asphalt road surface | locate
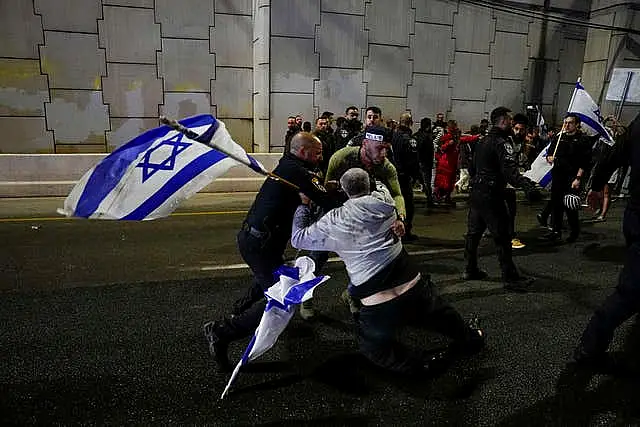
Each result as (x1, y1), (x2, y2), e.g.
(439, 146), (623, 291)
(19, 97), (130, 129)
(1, 194), (639, 426)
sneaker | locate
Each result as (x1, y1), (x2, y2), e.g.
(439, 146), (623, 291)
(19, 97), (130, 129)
(503, 275), (534, 292)
(462, 269), (488, 281)
(203, 320), (232, 372)
(340, 289), (360, 315)
(593, 215), (605, 222)
(511, 238), (526, 249)
(299, 299), (316, 320)
(540, 231), (561, 242)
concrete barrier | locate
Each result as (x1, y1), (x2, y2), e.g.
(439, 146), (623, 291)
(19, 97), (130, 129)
(0, 153), (282, 197)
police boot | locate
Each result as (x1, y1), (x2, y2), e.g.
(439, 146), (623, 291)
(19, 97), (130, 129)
(203, 320), (232, 372)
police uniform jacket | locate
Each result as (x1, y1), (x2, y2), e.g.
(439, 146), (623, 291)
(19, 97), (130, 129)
(243, 152), (337, 251)
(470, 126), (537, 198)
(391, 125), (421, 179)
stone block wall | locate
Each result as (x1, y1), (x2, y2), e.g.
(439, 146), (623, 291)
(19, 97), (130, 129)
(1, 0), (638, 155)
(0, 0), (253, 154)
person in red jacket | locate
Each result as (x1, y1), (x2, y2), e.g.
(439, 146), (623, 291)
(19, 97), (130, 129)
(434, 120), (479, 204)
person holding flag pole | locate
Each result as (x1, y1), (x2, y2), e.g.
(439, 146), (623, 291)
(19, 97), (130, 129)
(203, 131), (340, 372)
(538, 78), (608, 242)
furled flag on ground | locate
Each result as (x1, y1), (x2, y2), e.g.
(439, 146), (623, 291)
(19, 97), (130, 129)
(58, 115), (264, 220)
(220, 257), (330, 400)
(524, 79), (614, 188)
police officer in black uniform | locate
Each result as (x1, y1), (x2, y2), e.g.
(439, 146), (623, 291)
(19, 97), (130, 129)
(463, 107), (541, 292)
(541, 113), (593, 243)
(574, 112), (640, 368)
(392, 113), (421, 241)
(203, 132), (338, 371)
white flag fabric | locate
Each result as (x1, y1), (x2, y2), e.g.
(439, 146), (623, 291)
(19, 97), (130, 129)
(58, 115), (264, 220)
(524, 143), (552, 189)
(568, 81), (615, 145)
(220, 257), (330, 399)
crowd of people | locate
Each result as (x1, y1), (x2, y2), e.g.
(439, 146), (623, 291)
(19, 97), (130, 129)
(202, 103), (640, 382)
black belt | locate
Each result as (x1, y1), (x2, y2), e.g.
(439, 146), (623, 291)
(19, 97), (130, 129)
(242, 222), (268, 239)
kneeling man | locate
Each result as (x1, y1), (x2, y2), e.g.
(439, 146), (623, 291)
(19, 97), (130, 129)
(291, 168), (484, 375)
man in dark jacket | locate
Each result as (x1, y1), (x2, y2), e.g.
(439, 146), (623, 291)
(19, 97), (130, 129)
(541, 113), (593, 243)
(574, 112), (640, 369)
(414, 117), (435, 207)
(203, 132), (338, 371)
(392, 113), (421, 241)
(463, 107), (541, 292)
(284, 116), (300, 153)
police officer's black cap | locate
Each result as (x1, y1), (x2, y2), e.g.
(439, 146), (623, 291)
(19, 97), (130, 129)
(364, 125), (391, 143)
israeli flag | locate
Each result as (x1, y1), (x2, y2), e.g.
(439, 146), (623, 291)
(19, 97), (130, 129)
(220, 256), (330, 399)
(569, 81), (615, 145)
(523, 143), (552, 189)
(58, 115), (264, 220)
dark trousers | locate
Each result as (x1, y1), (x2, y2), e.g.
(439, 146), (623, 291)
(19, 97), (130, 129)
(419, 161), (433, 204)
(219, 229), (285, 341)
(505, 187), (517, 238)
(577, 208), (640, 355)
(398, 174), (415, 235)
(357, 276), (470, 373)
(550, 172), (579, 237)
(464, 189), (519, 279)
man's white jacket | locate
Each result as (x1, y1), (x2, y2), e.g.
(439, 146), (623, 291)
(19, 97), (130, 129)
(291, 189), (402, 286)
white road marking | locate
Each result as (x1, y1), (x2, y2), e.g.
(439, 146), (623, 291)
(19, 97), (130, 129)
(181, 247), (464, 272)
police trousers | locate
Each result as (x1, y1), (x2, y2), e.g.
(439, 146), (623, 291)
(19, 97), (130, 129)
(577, 208), (640, 355)
(357, 276), (470, 373)
(218, 227), (285, 342)
(464, 189), (519, 279)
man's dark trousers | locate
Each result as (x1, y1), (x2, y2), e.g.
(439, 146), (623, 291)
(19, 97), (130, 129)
(357, 276), (470, 373)
(550, 169), (579, 237)
(398, 174), (415, 234)
(577, 208), (640, 355)
(464, 185), (519, 279)
(221, 229), (284, 341)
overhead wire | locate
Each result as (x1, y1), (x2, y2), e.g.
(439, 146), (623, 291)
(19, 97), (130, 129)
(458, 0), (640, 35)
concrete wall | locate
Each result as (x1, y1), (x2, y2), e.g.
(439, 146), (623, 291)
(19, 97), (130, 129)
(0, 0), (253, 154)
(1, 0), (638, 161)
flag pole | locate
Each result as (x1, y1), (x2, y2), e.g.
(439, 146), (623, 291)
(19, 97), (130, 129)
(159, 116), (300, 191)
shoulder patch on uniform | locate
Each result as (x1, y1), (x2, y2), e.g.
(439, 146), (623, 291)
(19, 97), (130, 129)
(311, 176), (327, 192)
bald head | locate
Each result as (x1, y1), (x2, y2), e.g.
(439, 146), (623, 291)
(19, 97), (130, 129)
(290, 132), (323, 165)
(399, 112), (412, 127)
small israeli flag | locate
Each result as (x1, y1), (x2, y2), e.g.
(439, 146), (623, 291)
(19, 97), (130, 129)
(220, 256), (330, 399)
(58, 115), (263, 220)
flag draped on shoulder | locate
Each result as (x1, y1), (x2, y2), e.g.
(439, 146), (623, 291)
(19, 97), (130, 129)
(568, 81), (615, 145)
(58, 115), (264, 220)
(220, 256), (330, 399)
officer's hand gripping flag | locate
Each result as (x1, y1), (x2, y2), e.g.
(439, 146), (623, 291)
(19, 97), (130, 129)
(58, 115), (267, 220)
(220, 256), (330, 400)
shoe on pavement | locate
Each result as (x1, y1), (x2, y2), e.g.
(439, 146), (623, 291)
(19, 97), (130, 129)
(540, 231), (561, 242)
(593, 215), (605, 222)
(203, 320), (232, 372)
(462, 270), (488, 281)
(503, 275), (534, 292)
(299, 299), (316, 320)
(451, 317), (486, 357)
(511, 238), (526, 249)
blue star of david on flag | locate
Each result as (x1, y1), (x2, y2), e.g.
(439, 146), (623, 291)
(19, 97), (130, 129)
(136, 133), (191, 182)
